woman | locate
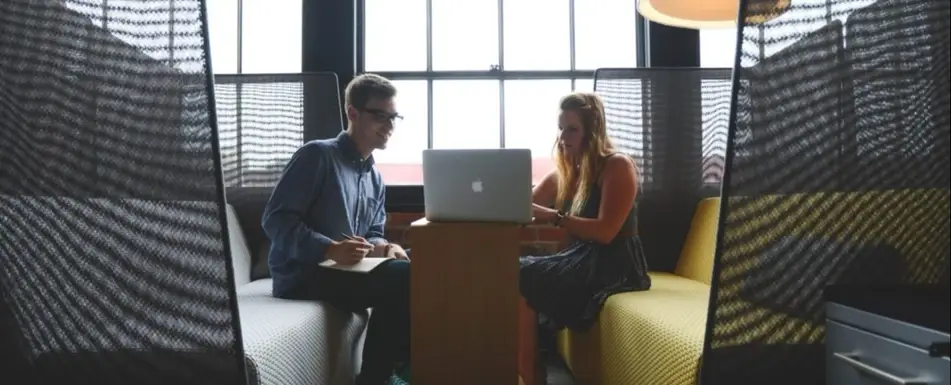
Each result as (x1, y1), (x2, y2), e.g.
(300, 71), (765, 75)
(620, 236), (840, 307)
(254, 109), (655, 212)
(520, 92), (652, 334)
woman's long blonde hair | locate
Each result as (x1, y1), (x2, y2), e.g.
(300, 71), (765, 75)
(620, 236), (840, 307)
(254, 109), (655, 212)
(554, 92), (616, 215)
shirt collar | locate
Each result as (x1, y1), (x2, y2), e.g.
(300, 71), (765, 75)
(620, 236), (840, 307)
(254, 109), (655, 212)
(336, 131), (375, 170)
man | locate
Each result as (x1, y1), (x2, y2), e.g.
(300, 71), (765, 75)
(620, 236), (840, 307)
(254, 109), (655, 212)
(262, 73), (410, 385)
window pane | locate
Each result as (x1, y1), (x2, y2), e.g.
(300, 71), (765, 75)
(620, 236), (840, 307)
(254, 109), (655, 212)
(241, 0), (302, 73)
(365, 0), (427, 71)
(375, 80), (429, 185)
(700, 28), (737, 68)
(432, 80), (500, 149)
(432, 0), (498, 70)
(503, 0), (570, 70)
(574, 0), (637, 70)
(575, 78), (594, 92)
(206, 0), (239, 74)
(503, 80), (571, 183)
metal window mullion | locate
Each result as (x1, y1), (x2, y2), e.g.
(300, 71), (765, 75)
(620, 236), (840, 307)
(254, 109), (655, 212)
(356, 0), (366, 72)
(376, 70), (594, 80)
(427, 79), (434, 149)
(237, 0), (243, 73)
(568, 0), (576, 71)
(498, 0), (505, 147)
(499, 80), (506, 147)
(569, 0), (578, 89)
(426, 0), (433, 148)
(635, 12), (646, 67)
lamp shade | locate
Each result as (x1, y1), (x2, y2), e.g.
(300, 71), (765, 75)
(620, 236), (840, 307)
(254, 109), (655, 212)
(637, 0), (790, 29)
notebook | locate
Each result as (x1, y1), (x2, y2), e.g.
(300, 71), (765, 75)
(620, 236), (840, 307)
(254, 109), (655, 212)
(319, 257), (389, 273)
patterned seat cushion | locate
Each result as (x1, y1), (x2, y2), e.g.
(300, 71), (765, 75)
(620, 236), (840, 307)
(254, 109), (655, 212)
(236, 280), (368, 385)
(559, 273), (710, 385)
(599, 273), (710, 385)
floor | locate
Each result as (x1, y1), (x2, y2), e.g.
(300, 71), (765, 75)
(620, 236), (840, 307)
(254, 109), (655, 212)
(543, 350), (576, 385)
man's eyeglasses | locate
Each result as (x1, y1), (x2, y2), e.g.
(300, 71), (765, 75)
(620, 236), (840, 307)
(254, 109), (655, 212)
(361, 108), (404, 124)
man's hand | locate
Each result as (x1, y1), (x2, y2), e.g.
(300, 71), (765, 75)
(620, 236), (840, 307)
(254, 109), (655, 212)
(326, 238), (372, 265)
(386, 244), (409, 261)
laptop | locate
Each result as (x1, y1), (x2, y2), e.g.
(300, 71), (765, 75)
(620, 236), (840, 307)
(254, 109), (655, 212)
(422, 149), (533, 224)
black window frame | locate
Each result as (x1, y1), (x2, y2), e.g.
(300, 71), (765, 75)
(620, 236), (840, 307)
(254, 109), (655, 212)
(301, 0), (701, 211)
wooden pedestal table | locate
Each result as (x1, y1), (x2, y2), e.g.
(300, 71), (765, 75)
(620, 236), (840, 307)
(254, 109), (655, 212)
(409, 218), (542, 385)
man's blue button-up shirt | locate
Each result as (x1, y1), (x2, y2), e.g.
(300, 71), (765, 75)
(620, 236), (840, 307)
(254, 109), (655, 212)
(262, 132), (387, 297)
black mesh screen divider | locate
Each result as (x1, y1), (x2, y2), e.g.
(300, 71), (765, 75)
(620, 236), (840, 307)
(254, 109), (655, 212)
(0, 1), (246, 384)
(701, 0), (951, 384)
(214, 73), (343, 188)
(594, 68), (732, 272)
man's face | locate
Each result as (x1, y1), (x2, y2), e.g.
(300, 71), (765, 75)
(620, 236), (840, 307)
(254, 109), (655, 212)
(349, 97), (399, 151)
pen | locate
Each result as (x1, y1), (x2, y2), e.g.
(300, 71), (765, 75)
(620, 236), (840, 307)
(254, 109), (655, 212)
(340, 233), (371, 245)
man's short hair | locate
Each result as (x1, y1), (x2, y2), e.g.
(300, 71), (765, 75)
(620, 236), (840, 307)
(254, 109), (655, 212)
(345, 73), (397, 110)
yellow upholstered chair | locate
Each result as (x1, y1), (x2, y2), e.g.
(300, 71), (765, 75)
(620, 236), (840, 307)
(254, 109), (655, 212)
(558, 197), (721, 385)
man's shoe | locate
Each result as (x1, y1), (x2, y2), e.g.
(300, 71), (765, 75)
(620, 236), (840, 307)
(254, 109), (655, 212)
(388, 373), (409, 385)
(392, 362), (410, 384)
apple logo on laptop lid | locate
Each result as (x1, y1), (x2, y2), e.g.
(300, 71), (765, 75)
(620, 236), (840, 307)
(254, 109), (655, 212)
(471, 178), (483, 193)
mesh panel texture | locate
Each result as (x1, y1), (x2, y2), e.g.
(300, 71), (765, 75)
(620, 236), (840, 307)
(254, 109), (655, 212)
(214, 73), (343, 188)
(594, 68), (733, 271)
(0, 1), (246, 384)
(701, 0), (951, 384)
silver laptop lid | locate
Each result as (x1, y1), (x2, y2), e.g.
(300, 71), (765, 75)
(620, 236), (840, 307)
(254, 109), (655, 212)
(422, 149), (533, 224)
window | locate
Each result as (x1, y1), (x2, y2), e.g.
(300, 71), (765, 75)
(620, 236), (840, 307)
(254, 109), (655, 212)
(504, 79), (572, 166)
(364, 0), (426, 71)
(206, 0), (302, 74)
(575, 78), (595, 92)
(432, 80), (501, 149)
(503, 0), (570, 70)
(372, 80), (429, 184)
(240, 0), (302, 74)
(700, 0), (876, 69)
(700, 28), (738, 68)
(207, 0), (239, 74)
(363, 0), (641, 185)
(205, 0), (303, 186)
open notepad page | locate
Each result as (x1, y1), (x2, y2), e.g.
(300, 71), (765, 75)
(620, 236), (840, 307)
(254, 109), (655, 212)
(318, 257), (389, 273)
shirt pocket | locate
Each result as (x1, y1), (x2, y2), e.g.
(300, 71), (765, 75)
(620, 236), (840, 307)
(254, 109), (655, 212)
(359, 196), (382, 234)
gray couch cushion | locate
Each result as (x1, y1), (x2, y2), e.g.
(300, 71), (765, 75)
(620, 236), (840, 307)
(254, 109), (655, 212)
(236, 280), (368, 385)
(226, 204), (253, 288)
(224, 188), (274, 280)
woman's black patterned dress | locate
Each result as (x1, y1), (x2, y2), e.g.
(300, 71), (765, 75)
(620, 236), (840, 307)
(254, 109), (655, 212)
(519, 178), (651, 332)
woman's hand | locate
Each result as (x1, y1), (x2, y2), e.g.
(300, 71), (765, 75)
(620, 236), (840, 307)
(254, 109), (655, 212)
(532, 204), (558, 224)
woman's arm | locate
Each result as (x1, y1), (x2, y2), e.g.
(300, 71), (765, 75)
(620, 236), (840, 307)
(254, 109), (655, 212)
(549, 155), (638, 244)
(532, 169), (559, 208)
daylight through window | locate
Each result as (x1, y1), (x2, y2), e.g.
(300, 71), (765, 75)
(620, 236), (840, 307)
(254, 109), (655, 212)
(363, 0), (640, 184)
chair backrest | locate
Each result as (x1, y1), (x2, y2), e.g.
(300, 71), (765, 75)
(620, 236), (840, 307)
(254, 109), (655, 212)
(593, 68), (732, 272)
(701, 0), (950, 384)
(674, 198), (720, 285)
(0, 1), (247, 384)
(214, 73), (343, 188)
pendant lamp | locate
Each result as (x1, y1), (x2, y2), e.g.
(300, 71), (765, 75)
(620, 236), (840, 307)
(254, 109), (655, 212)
(637, 0), (790, 29)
